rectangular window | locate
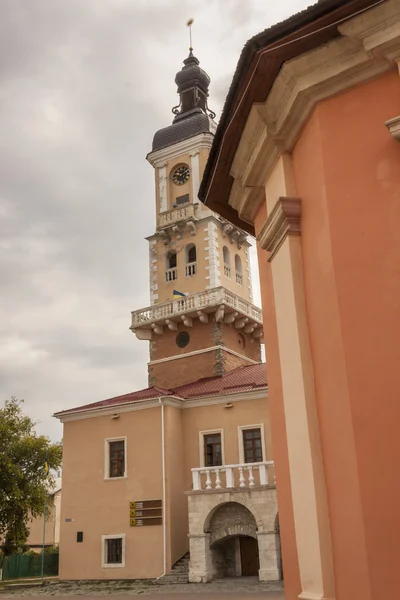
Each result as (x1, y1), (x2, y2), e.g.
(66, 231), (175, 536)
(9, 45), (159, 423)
(102, 534), (125, 568)
(106, 538), (122, 564)
(175, 194), (189, 206)
(204, 433), (222, 467)
(243, 428), (263, 463)
(107, 439), (126, 478)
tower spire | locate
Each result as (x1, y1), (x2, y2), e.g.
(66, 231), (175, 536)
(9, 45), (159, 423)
(186, 18), (194, 53)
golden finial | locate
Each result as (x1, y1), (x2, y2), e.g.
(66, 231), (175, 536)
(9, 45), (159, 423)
(186, 18), (194, 52)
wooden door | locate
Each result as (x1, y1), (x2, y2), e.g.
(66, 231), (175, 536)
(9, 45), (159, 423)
(240, 537), (259, 576)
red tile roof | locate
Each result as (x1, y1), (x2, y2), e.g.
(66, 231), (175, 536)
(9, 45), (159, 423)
(175, 363), (267, 398)
(55, 363), (267, 416)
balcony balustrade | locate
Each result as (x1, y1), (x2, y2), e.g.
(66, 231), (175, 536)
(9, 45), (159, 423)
(185, 263), (197, 277)
(236, 272), (243, 285)
(165, 267), (178, 282)
(158, 204), (196, 229)
(224, 264), (231, 278)
(191, 461), (274, 491)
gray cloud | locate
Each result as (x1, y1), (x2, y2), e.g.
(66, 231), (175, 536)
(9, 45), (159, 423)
(1, 0), (311, 440)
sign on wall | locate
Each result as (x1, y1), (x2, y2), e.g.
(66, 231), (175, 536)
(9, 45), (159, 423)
(129, 500), (162, 527)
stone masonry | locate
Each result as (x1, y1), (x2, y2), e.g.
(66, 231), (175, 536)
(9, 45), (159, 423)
(187, 487), (280, 583)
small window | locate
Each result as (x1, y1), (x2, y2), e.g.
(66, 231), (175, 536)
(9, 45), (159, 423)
(204, 433), (222, 467)
(223, 246), (231, 278)
(102, 534), (125, 568)
(107, 439), (126, 478)
(187, 245), (196, 263)
(176, 331), (190, 348)
(175, 194), (189, 206)
(167, 251), (177, 269)
(106, 538), (122, 563)
(185, 244), (197, 277)
(243, 428), (262, 463)
(235, 255), (243, 285)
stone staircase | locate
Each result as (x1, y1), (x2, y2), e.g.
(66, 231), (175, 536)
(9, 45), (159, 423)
(155, 552), (190, 584)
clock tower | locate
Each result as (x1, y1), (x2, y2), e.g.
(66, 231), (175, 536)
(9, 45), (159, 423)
(130, 50), (264, 389)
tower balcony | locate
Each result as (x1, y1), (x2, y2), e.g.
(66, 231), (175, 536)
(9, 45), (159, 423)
(157, 204), (197, 230)
(130, 286), (263, 340)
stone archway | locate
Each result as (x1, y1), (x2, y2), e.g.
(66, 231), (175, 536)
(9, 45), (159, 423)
(188, 493), (280, 583)
(208, 503), (259, 578)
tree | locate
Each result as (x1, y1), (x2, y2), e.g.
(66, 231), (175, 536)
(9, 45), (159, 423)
(0, 397), (62, 556)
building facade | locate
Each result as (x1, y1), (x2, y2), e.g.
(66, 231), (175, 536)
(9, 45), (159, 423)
(55, 50), (280, 583)
(199, 1), (400, 599)
(27, 477), (62, 551)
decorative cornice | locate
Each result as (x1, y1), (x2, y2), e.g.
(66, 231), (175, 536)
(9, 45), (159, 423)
(227, 1), (400, 227)
(54, 387), (268, 423)
(385, 115), (400, 142)
(148, 345), (259, 366)
(147, 133), (214, 168)
(257, 197), (301, 261)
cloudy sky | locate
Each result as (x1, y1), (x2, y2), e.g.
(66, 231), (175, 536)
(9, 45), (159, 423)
(1, 0), (311, 442)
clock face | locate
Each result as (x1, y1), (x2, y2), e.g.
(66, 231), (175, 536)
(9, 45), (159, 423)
(172, 165), (190, 186)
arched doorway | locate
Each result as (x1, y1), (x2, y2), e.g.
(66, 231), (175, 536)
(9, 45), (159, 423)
(207, 502), (259, 578)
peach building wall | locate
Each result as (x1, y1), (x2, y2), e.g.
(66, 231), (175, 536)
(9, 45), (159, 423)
(59, 395), (270, 580)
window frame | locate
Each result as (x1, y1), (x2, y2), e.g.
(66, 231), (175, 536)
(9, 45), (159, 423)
(238, 424), (266, 464)
(199, 429), (225, 467)
(101, 534), (126, 568)
(104, 437), (127, 480)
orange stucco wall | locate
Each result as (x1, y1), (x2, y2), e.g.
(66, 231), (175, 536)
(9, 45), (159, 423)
(254, 202), (301, 600)
(292, 69), (400, 600)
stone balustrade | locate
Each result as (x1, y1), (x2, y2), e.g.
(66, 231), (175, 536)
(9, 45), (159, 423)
(131, 286), (263, 329)
(157, 204), (196, 228)
(191, 461), (275, 491)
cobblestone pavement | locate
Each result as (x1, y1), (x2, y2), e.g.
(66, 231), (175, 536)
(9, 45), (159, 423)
(1, 578), (284, 597)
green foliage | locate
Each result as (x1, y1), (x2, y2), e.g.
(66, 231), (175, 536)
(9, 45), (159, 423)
(43, 545), (59, 554)
(0, 397), (62, 556)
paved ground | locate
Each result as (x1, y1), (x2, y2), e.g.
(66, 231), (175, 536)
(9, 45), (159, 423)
(1, 578), (284, 598)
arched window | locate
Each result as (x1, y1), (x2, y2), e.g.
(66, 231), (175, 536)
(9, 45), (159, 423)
(223, 246), (231, 278)
(185, 244), (197, 277)
(165, 251), (177, 282)
(235, 254), (243, 285)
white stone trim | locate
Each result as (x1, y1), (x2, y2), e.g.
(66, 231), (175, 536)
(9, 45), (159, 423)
(199, 428), (225, 467)
(54, 389), (267, 422)
(190, 151), (200, 201)
(104, 436), (127, 480)
(205, 221), (221, 288)
(101, 533), (126, 568)
(238, 423), (266, 464)
(148, 344), (258, 366)
(229, 0), (400, 222)
(147, 133), (214, 167)
(149, 240), (158, 305)
(158, 165), (167, 213)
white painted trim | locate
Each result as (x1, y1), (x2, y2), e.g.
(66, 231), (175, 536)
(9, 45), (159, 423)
(238, 423), (266, 464)
(54, 388), (267, 422)
(159, 400), (167, 578)
(147, 133), (214, 167)
(158, 165), (167, 213)
(101, 534), (126, 568)
(199, 428), (225, 467)
(190, 151), (200, 201)
(104, 436), (127, 480)
(148, 345), (258, 366)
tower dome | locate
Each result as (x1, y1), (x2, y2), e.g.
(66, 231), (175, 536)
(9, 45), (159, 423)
(151, 51), (216, 153)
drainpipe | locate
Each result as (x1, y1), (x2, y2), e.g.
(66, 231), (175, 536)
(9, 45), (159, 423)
(156, 398), (167, 580)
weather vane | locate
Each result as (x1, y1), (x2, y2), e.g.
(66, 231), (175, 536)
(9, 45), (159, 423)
(186, 18), (194, 52)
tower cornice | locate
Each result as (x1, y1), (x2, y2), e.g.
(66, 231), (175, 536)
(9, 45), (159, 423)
(147, 131), (215, 168)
